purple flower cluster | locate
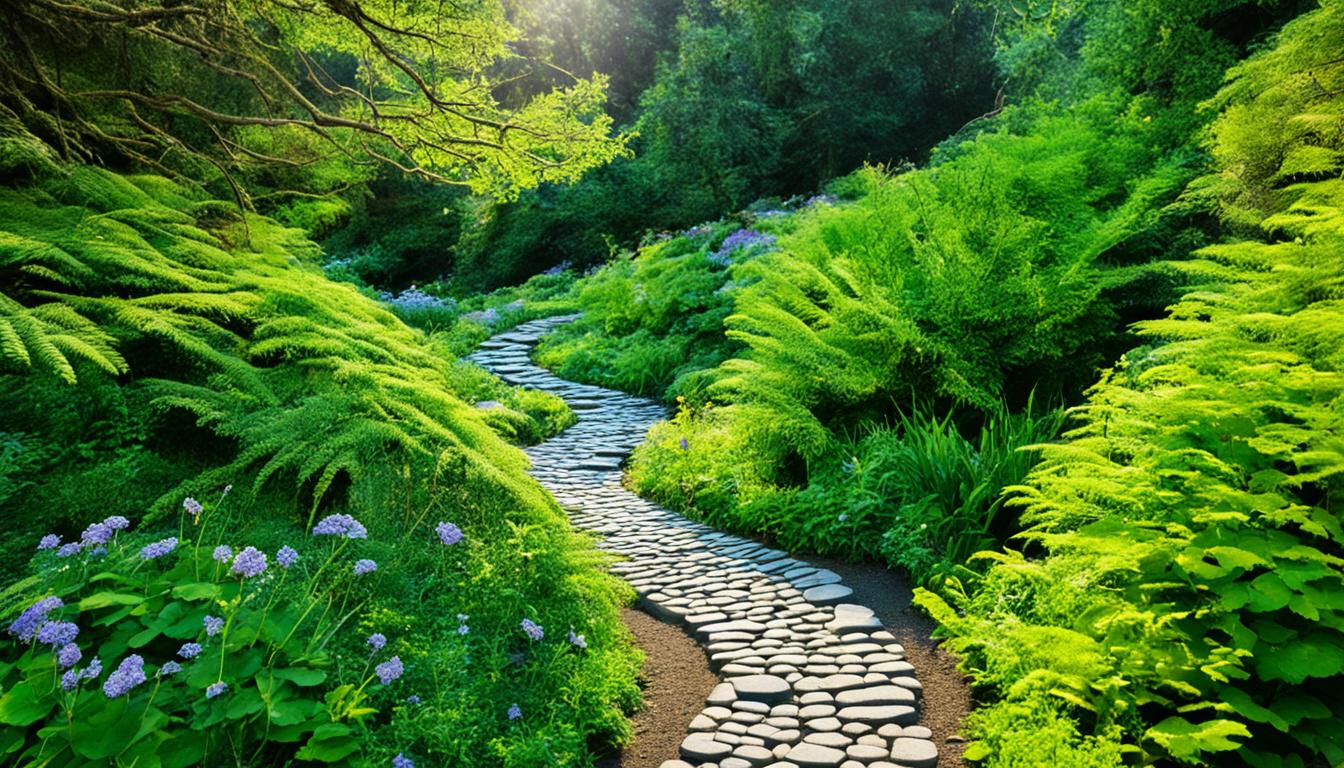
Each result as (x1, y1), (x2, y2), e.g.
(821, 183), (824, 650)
(37, 621), (78, 647)
(567, 628), (587, 650)
(368, 633), (387, 651)
(230, 546), (267, 578)
(139, 537), (178, 560)
(7, 596), (63, 643)
(183, 497), (204, 517)
(56, 543), (81, 558)
(435, 521), (464, 546)
(103, 655), (146, 698)
(37, 534), (61, 551)
(456, 614), (470, 635)
(507, 703), (522, 720)
(379, 285), (456, 312)
(204, 615), (224, 637)
(159, 661), (182, 677)
(81, 522), (113, 547)
(58, 643), (82, 669)
(521, 619), (544, 641)
(713, 228), (776, 264)
(375, 656), (404, 685)
(276, 545), (299, 568)
(61, 656), (101, 692)
(353, 559), (377, 576)
(212, 545), (233, 563)
(393, 754), (415, 768)
(206, 681), (228, 699)
(312, 514), (368, 539)
(179, 642), (202, 659)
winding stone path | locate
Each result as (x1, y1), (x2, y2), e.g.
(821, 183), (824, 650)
(469, 316), (939, 768)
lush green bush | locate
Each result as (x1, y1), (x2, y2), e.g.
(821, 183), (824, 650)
(917, 5), (1344, 765)
(0, 153), (640, 765)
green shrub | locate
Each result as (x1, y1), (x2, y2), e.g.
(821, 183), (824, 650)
(917, 5), (1344, 765)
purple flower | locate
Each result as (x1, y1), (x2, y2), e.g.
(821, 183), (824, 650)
(368, 633), (387, 650)
(312, 514), (368, 539)
(507, 703), (522, 720)
(139, 537), (178, 560)
(37, 534), (61, 551)
(204, 615), (223, 637)
(60, 669), (81, 691)
(82, 657), (102, 680)
(179, 642), (202, 659)
(81, 522), (113, 547)
(212, 545), (233, 563)
(406, 695), (421, 705)
(56, 542), (81, 558)
(102, 655), (146, 698)
(375, 656), (403, 685)
(7, 596), (62, 642)
(435, 521), (464, 546)
(183, 497), (203, 517)
(456, 614), (469, 635)
(159, 661), (182, 677)
(37, 621), (78, 647)
(206, 681), (228, 699)
(276, 546), (299, 568)
(57, 643), (81, 669)
(521, 619), (543, 641)
(230, 546), (267, 578)
(679, 436), (689, 451)
(102, 515), (130, 531)
(393, 754), (415, 768)
(567, 628), (587, 649)
(353, 559), (377, 576)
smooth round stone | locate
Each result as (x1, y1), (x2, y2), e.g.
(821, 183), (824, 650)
(846, 744), (888, 761)
(804, 732), (852, 748)
(722, 759), (754, 768)
(659, 762), (694, 768)
(733, 674), (793, 704)
(767, 728), (800, 746)
(799, 704), (836, 719)
(806, 716), (842, 732)
(903, 726), (932, 739)
(888, 738), (938, 767)
(733, 744), (776, 766)
(786, 743), (848, 767)
(836, 686), (917, 706)
(803, 584), (853, 604)
(709, 682), (739, 706)
(680, 735), (733, 761)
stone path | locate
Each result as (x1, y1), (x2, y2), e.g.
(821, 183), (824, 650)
(468, 316), (939, 768)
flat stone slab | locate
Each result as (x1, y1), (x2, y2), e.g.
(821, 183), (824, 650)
(786, 742), (848, 766)
(889, 737), (938, 767)
(732, 675), (792, 704)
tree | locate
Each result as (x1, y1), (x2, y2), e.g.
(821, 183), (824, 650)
(0, 0), (630, 204)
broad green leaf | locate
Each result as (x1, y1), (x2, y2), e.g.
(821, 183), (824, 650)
(0, 683), (52, 727)
(1147, 717), (1250, 760)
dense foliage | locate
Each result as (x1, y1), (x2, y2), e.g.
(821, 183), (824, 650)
(0, 143), (638, 764)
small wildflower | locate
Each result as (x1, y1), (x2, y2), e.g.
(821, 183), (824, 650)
(353, 559), (377, 576)
(212, 545), (233, 563)
(406, 695), (421, 705)
(276, 545), (299, 568)
(456, 614), (469, 635)
(230, 546), (267, 578)
(102, 655), (146, 698)
(435, 521), (464, 546)
(57, 643), (81, 669)
(159, 661), (182, 676)
(184, 497), (203, 517)
(838, 513), (848, 523)
(679, 437), (689, 450)
(507, 703), (522, 720)
(88, 546), (106, 558)
(521, 619), (543, 641)
(206, 681), (228, 699)
(139, 537), (178, 560)
(204, 615), (224, 636)
(56, 542), (81, 558)
(37, 534), (61, 551)
(60, 669), (81, 691)
(393, 754), (415, 768)
(82, 657), (102, 680)
(567, 628), (587, 649)
(102, 515), (130, 531)
(37, 621), (79, 647)
(178, 642), (202, 659)
(81, 522), (113, 547)
(375, 656), (404, 685)
(368, 633), (387, 651)
(311, 514), (368, 539)
(222, 484), (233, 495)
(7, 596), (62, 642)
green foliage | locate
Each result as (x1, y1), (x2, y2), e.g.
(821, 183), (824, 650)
(0, 155), (640, 765)
(917, 5), (1344, 765)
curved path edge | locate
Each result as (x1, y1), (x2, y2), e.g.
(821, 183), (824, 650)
(469, 315), (940, 768)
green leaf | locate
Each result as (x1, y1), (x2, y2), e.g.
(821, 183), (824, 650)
(1147, 717), (1250, 760)
(1256, 632), (1344, 684)
(962, 741), (992, 762)
(0, 682), (53, 727)
(171, 582), (220, 601)
(77, 591), (145, 611)
(274, 667), (328, 687)
(295, 722), (360, 762)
